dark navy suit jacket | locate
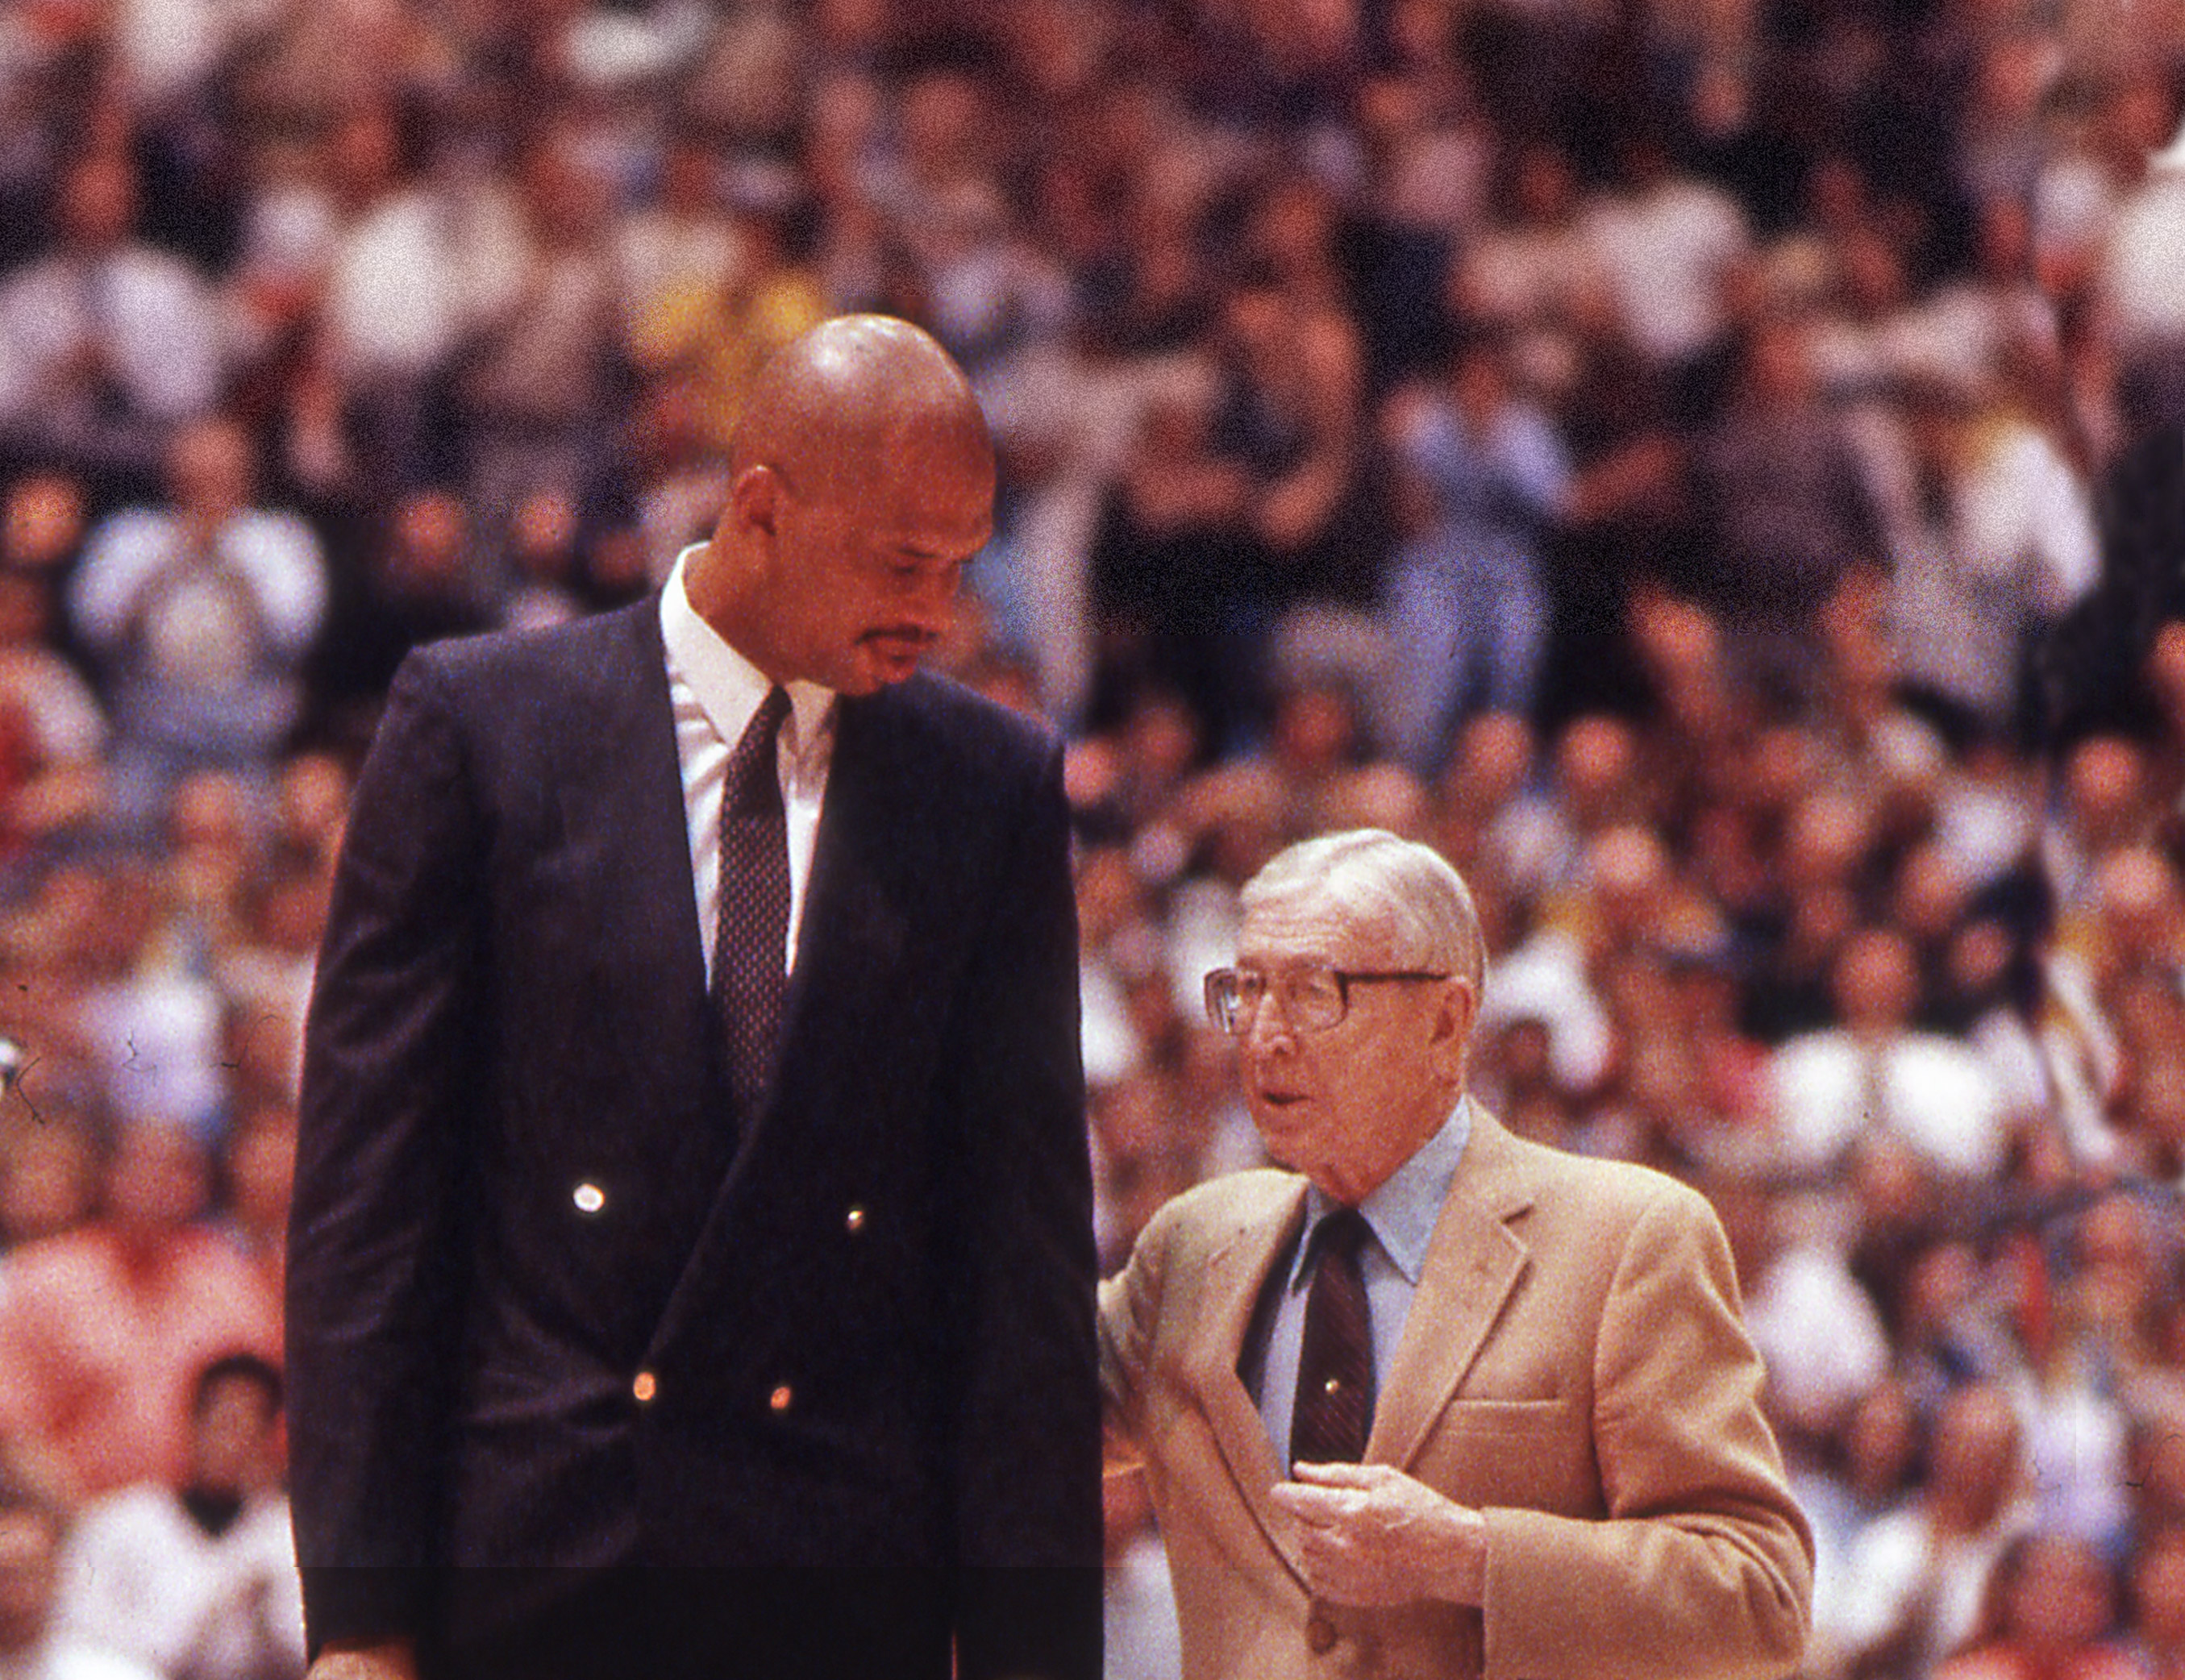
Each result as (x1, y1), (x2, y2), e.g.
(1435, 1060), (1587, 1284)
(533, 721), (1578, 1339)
(287, 598), (1101, 1678)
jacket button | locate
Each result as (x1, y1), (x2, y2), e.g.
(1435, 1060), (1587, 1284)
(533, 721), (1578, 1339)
(1305, 1615), (1338, 1655)
(770, 1384), (793, 1412)
(633, 1371), (657, 1403)
(573, 1182), (606, 1214)
(845, 1205), (866, 1233)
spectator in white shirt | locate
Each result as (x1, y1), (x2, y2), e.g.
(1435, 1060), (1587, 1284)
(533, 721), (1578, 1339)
(1820, 1384), (2033, 1680)
(2100, 115), (2185, 430)
(317, 104), (526, 497)
(56, 1353), (305, 1680)
(0, 1478), (160, 1680)
(1886, 372), (2102, 746)
(0, 151), (227, 491)
(1767, 925), (2012, 1183)
(1582, 126), (1753, 401)
(67, 417), (327, 827)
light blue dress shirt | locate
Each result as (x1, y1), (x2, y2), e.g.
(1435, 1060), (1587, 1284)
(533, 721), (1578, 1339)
(1246, 1099), (1474, 1466)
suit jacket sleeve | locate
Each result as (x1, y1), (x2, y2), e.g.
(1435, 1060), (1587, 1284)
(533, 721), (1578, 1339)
(1096, 1187), (1175, 1474)
(286, 653), (483, 1649)
(936, 736), (1104, 1680)
(1480, 1180), (1813, 1680)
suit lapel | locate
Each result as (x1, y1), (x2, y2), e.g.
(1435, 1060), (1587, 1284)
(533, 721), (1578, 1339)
(1182, 1185), (1311, 1585)
(770, 690), (916, 1112)
(545, 600), (715, 1090)
(1367, 1109), (1535, 1470)
(587, 602), (711, 998)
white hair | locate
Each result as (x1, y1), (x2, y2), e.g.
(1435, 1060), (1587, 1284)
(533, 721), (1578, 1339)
(1240, 829), (1486, 996)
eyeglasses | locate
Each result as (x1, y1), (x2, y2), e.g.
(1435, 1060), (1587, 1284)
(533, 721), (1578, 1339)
(1202, 965), (1450, 1036)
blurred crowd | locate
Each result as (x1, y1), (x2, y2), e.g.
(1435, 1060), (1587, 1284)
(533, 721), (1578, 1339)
(2, 0), (2185, 1676)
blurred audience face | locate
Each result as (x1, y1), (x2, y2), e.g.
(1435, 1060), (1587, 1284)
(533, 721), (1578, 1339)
(1554, 716), (1638, 825)
(2062, 737), (2150, 849)
(56, 152), (136, 252)
(1449, 712), (1534, 809)
(189, 1362), (285, 1495)
(2092, 846), (2182, 961)
(104, 1121), (210, 1247)
(0, 1505), (60, 1652)
(2133, 1525), (2185, 1651)
(2145, 621), (2185, 731)
(0, 574), (47, 649)
(1740, 317), (1818, 410)
(900, 69), (989, 191)
(1929, 1383), (2023, 1532)
(327, 104), (402, 206)
(278, 751), (351, 859)
(1994, 1532), (2115, 1657)
(1843, 1380), (1921, 1504)
(226, 1108), (297, 1241)
(520, 130), (609, 248)
(1783, 790), (1874, 893)
(1271, 680), (1357, 773)
(0, 1112), (99, 1247)
(167, 418), (256, 524)
(510, 488), (581, 584)
(387, 489), (473, 597)
(2, 473), (85, 574)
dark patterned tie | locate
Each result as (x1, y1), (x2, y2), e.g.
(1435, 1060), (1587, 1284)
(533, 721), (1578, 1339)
(1290, 1207), (1374, 1467)
(714, 684), (793, 1130)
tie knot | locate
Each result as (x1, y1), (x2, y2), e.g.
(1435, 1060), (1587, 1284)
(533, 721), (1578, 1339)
(751, 684), (792, 743)
(725, 686), (791, 808)
(1310, 1207), (1372, 1266)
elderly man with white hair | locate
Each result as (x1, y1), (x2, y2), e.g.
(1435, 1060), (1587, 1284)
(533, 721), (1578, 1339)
(1100, 827), (1813, 1680)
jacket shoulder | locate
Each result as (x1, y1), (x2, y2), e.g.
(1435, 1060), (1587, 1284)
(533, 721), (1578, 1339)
(1491, 1119), (1718, 1237)
(847, 671), (1060, 782)
(401, 600), (656, 705)
(1138, 1167), (1301, 1266)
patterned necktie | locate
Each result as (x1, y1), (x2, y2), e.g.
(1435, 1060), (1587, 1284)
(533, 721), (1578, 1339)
(1290, 1207), (1375, 1467)
(714, 684), (793, 1129)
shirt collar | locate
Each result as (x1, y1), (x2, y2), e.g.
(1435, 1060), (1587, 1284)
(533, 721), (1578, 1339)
(661, 543), (834, 755)
(1291, 1096), (1474, 1291)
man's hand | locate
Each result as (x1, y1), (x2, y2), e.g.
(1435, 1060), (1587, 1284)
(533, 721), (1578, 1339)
(307, 1640), (418, 1680)
(1269, 1462), (1487, 1609)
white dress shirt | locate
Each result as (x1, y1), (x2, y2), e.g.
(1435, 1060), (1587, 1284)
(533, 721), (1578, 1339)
(660, 546), (835, 983)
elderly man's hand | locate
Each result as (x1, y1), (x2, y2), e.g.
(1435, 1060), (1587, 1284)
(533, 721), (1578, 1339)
(1269, 1462), (1487, 1608)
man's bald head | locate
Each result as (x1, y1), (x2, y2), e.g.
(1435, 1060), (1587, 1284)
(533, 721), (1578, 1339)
(693, 315), (998, 694)
(730, 315), (995, 508)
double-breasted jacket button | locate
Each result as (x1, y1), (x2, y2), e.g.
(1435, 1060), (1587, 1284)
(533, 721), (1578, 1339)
(769, 1384), (794, 1413)
(844, 1205), (867, 1233)
(632, 1370), (658, 1404)
(1305, 1615), (1338, 1656)
(572, 1182), (606, 1215)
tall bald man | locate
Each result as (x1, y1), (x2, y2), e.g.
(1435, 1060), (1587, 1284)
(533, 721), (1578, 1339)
(288, 318), (1101, 1680)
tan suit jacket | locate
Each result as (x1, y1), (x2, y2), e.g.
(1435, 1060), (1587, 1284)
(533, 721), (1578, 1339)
(1099, 1107), (1813, 1680)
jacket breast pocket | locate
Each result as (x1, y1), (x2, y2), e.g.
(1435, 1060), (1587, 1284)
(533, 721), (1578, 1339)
(1413, 1397), (1600, 1516)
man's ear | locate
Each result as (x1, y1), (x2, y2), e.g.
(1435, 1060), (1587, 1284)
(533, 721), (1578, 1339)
(724, 462), (784, 546)
(1429, 977), (1479, 1084)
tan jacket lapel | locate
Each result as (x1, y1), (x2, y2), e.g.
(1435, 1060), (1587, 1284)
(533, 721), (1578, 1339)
(1180, 1182), (1310, 1583)
(1367, 1108), (1536, 1470)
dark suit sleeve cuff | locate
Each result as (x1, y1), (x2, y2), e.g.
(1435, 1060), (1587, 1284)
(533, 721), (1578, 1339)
(300, 1566), (431, 1658)
(955, 1564), (1104, 1680)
